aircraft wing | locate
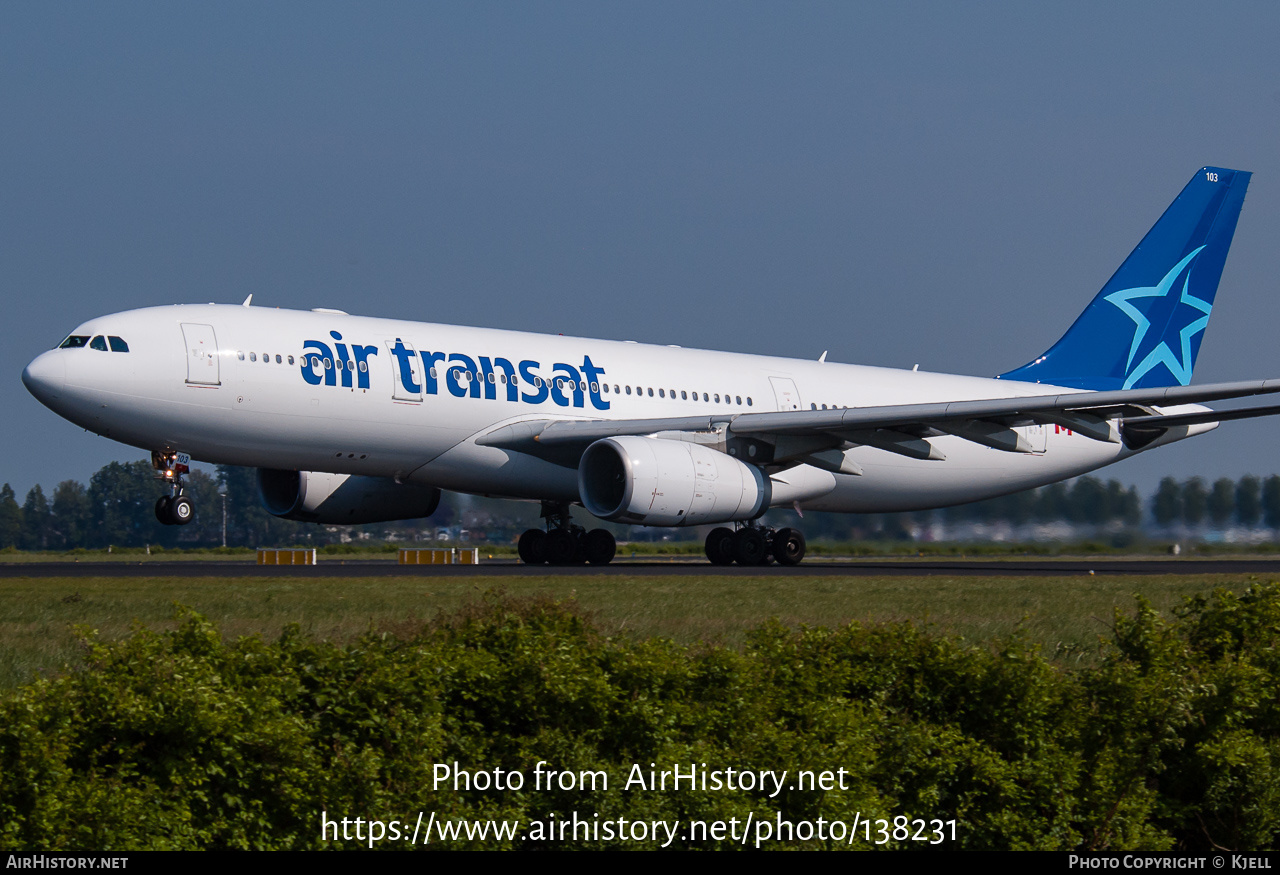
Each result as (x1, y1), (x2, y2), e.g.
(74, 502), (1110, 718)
(475, 378), (1280, 466)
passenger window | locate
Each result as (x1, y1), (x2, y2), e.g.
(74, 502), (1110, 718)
(736, 396), (742, 405)
(747, 397), (752, 406)
(237, 351), (245, 361)
(647, 387), (654, 397)
(714, 394), (720, 403)
(626, 386), (632, 395)
(58, 335), (90, 349)
(250, 352), (257, 362)
(288, 355), (295, 365)
(681, 391), (687, 400)
(703, 393), (709, 402)
(659, 389), (665, 398)
(108, 336), (129, 352)
(276, 354), (282, 364)
(89, 336), (108, 351)
(601, 383), (609, 393)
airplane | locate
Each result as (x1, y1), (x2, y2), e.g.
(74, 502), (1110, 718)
(21, 166), (1280, 566)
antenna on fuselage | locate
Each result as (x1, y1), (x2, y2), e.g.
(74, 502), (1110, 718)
(242, 294), (253, 307)
(818, 351), (827, 362)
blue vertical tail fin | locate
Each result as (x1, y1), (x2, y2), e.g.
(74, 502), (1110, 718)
(998, 166), (1251, 390)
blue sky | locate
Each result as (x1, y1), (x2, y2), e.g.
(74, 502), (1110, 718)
(4, 2), (1280, 497)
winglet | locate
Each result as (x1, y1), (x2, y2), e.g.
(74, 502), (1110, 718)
(998, 167), (1251, 390)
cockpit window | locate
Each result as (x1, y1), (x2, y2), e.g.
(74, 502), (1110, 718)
(108, 336), (129, 352)
(58, 335), (90, 349)
(89, 336), (108, 351)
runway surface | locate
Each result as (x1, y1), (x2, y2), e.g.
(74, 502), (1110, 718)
(5, 557), (1280, 578)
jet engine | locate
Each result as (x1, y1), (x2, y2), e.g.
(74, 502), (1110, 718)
(257, 469), (441, 524)
(578, 435), (770, 526)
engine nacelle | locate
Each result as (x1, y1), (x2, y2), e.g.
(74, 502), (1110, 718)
(578, 436), (770, 526)
(257, 469), (441, 524)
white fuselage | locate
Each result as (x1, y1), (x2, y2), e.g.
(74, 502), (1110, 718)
(22, 304), (1206, 515)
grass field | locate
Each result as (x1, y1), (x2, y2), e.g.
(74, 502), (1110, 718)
(7, 538), (1280, 561)
(2, 571), (1273, 688)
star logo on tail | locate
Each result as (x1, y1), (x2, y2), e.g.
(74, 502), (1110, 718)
(1103, 245), (1210, 389)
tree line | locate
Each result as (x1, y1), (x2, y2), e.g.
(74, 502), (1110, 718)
(1150, 475), (1280, 529)
(938, 474), (1280, 531)
(2, 461), (1280, 550)
(0, 462), (328, 550)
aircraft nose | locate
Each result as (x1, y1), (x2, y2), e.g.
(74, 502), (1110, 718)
(22, 351), (65, 406)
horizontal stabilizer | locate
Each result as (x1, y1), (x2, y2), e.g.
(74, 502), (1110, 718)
(1122, 402), (1280, 430)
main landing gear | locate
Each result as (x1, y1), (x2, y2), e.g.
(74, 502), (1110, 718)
(518, 501), (616, 566)
(152, 450), (195, 526)
(704, 525), (806, 567)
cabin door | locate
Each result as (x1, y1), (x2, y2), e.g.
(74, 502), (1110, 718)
(181, 323), (220, 386)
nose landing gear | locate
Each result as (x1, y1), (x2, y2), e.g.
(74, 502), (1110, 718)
(152, 450), (195, 526)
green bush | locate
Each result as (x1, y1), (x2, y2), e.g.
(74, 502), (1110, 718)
(1, 587), (1277, 850)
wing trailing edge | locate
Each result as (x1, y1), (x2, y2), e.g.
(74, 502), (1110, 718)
(472, 378), (1280, 466)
